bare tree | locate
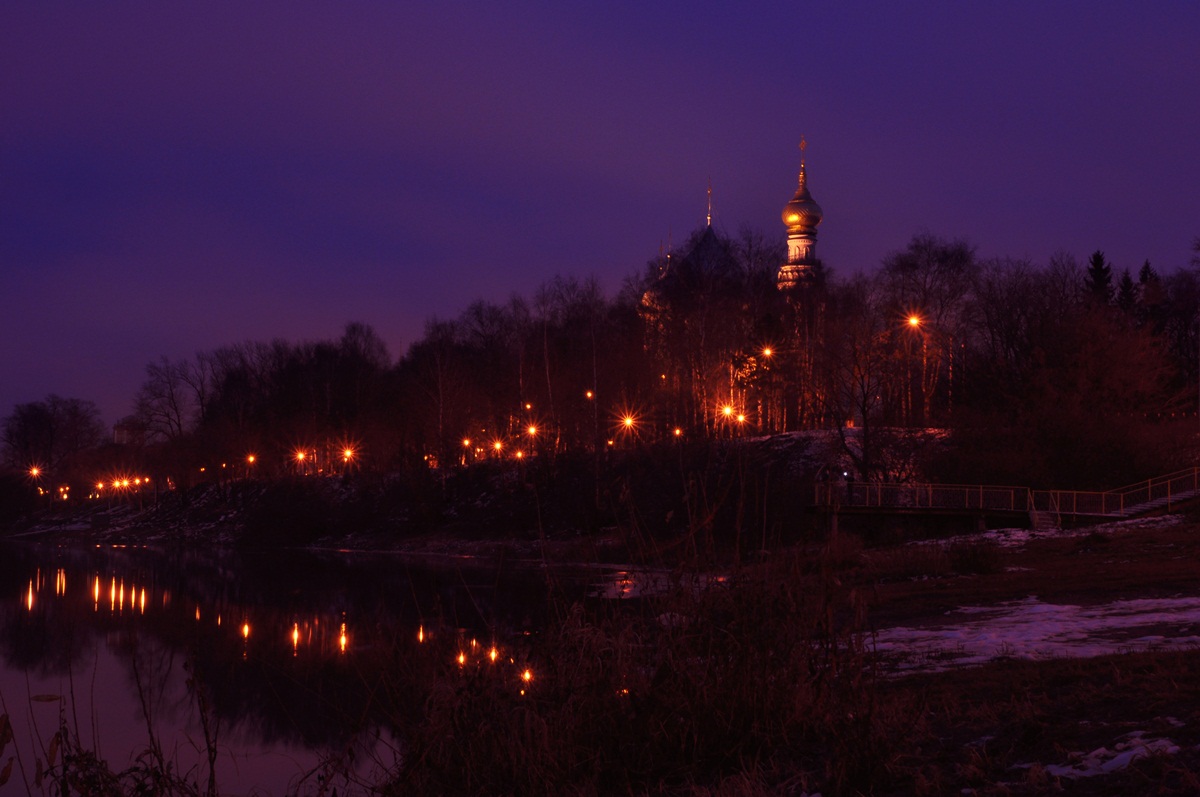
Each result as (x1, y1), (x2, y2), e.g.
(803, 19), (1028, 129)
(879, 234), (978, 424)
(135, 357), (196, 441)
(2, 395), (105, 471)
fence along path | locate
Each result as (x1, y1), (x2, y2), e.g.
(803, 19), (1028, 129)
(814, 467), (1200, 525)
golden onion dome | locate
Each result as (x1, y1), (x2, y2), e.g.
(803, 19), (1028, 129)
(781, 165), (823, 230)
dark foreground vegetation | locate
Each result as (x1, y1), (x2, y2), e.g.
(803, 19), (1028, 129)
(5, 517), (1200, 795)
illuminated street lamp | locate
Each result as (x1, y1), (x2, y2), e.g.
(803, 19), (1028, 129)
(340, 446), (357, 476)
(610, 412), (638, 448)
(904, 312), (954, 422)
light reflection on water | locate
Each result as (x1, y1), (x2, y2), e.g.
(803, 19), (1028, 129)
(0, 542), (645, 795)
(589, 569), (671, 599)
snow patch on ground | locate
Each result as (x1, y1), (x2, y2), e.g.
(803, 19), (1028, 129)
(1017, 730), (1181, 779)
(914, 513), (1187, 549)
(873, 595), (1200, 672)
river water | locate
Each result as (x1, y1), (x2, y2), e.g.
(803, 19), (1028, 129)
(0, 542), (651, 795)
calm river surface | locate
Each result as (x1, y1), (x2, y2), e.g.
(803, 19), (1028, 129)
(0, 542), (655, 795)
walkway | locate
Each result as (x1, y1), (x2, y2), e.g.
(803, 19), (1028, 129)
(814, 467), (1200, 525)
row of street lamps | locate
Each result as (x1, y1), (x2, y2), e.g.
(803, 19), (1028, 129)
(21, 311), (950, 497)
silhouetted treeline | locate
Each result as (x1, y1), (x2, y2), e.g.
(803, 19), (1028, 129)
(5, 229), (1199, 498)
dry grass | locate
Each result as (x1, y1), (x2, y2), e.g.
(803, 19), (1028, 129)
(389, 550), (921, 795)
(896, 650), (1200, 795)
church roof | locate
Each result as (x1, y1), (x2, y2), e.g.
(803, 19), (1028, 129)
(781, 162), (823, 232)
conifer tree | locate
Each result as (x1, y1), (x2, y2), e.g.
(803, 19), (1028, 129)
(1083, 250), (1113, 305)
(1116, 268), (1138, 315)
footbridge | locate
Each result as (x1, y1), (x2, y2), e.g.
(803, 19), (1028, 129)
(813, 467), (1200, 528)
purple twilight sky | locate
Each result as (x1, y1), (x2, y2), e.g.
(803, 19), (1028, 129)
(3, 2), (1198, 427)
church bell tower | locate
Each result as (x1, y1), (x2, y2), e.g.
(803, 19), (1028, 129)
(776, 138), (824, 291)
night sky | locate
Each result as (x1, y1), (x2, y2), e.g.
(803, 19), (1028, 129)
(4, 2), (1198, 426)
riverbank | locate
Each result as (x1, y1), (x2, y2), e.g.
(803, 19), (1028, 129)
(1, 479), (640, 567)
(1, 433), (851, 562)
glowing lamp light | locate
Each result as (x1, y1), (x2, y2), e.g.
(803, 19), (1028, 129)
(522, 669), (533, 683)
(722, 405), (734, 418)
(343, 448), (354, 461)
(457, 652), (467, 666)
(585, 390), (594, 399)
(674, 428), (683, 437)
(527, 425), (537, 436)
(736, 414), (746, 423)
(489, 647), (498, 662)
(515, 450), (524, 459)
(29, 467), (40, 478)
(622, 415), (635, 429)
(247, 455), (256, 464)
(908, 314), (922, 328)
(462, 438), (471, 447)
(762, 347), (773, 357)
(242, 622), (251, 640)
(493, 441), (503, 451)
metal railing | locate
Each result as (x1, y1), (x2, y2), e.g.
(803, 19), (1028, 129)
(816, 467), (1200, 518)
(815, 481), (1031, 512)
